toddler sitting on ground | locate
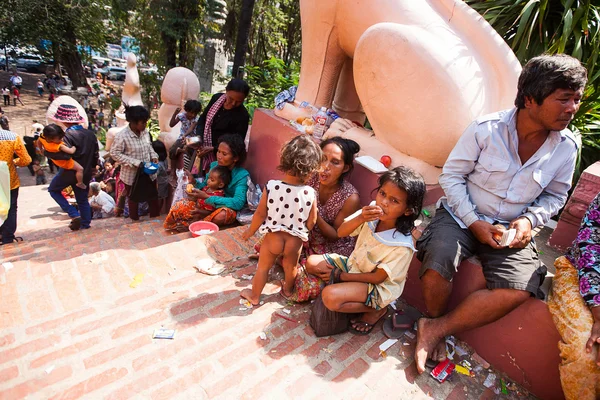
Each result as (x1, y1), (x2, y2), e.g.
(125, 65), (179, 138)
(188, 165), (231, 213)
(38, 124), (86, 189)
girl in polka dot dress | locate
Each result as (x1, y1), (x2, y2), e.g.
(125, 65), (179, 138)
(242, 135), (323, 305)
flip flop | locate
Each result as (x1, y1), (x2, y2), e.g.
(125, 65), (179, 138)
(279, 280), (295, 301)
(349, 309), (387, 335)
(383, 310), (416, 339)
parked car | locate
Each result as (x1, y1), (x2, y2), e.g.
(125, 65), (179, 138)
(106, 66), (126, 81)
(16, 54), (44, 72)
(0, 55), (16, 71)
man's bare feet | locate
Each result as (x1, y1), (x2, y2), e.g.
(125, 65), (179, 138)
(76, 182), (86, 189)
(240, 289), (260, 306)
(432, 339), (447, 362)
(415, 318), (444, 374)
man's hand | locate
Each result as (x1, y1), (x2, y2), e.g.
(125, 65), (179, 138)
(469, 220), (504, 249)
(587, 307), (600, 367)
(508, 217), (533, 248)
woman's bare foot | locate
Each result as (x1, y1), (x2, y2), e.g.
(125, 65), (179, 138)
(415, 318), (444, 374)
(76, 182), (86, 189)
(240, 289), (260, 306)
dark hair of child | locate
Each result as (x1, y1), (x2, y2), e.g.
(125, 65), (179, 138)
(375, 166), (426, 236)
(152, 140), (168, 162)
(211, 165), (232, 187)
(277, 135), (323, 180)
(124, 105), (150, 123)
(319, 136), (360, 181)
(184, 100), (202, 114)
(42, 124), (66, 140)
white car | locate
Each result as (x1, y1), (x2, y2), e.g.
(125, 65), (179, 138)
(106, 66), (126, 81)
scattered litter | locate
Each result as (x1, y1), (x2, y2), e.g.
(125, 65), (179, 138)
(460, 360), (472, 369)
(472, 352), (490, 369)
(404, 331), (415, 339)
(143, 231), (152, 236)
(389, 300), (397, 310)
(153, 328), (176, 339)
(282, 308), (291, 314)
(239, 299), (253, 309)
(323, 348), (332, 353)
(445, 337), (456, 360)
(431, 359), (455, 383)
(271, 350), (277, 353)
(259, 332), (267, 340)
(538, 250), (544, 255)
(239, 307), (248, 311)
(474, 365), (483, 373)
(455, 345), (468, 356)
(195, 259), (224, 275)
(455, 365), (474, 377)
(483, 373), (496, 388)
(240, 274), (253, 280)
(274, 313), (296, 323)
(45, 365), (55, 374)
(259, 301), (264, 305)
(501, 379), (508, 394)
(129, 273), (145, 288)
(402, 342), (410, 346)
(2, 262), (14, 271)
(379, 338), (398, 352)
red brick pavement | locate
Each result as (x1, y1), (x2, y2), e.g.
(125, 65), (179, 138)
(0, 184), (536, 399)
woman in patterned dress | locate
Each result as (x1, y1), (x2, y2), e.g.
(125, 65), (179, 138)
(548, 192), (600, 399)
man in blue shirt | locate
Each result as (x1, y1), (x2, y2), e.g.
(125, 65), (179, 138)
(414, 54), (588, 374)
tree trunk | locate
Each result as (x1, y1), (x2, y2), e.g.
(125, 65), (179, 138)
(179, 36), (188, 68)
(162, 32), (177, 68)
(51, 41), (62, 75)
(61, 47), (86, 89)
(232, 0), (256, 78)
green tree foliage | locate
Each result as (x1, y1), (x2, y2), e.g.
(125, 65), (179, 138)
(466, 0), (600, 180)
(241, 56), (299, 119)
(223, 0), (301, 73)
(0, 0), (111, 88)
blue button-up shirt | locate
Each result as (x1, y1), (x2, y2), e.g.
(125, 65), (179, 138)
(439, 108), (577, 229)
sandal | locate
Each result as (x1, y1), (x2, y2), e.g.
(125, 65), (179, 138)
(349, 309), (387, 335)
(279, 280), (294, 301)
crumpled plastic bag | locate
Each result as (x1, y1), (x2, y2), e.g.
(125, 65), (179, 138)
(246, 177), (261, 211)
(171, 169), (188, 207)
(236, 207), (254, 225)
(0, 162), (10, 223)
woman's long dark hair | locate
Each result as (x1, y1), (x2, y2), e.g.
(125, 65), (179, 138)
(218, 134), (247, 165)
(374, 166), (426, 235)
(320, 137), (360, 182)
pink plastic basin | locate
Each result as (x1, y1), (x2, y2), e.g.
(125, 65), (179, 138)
(189, 221), (219, 237)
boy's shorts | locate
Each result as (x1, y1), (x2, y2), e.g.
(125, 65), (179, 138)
(416, 207), (547, 299)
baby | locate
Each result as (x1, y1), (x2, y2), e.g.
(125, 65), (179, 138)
(38, 124), (86, 189)
(187, 165), (231, 212)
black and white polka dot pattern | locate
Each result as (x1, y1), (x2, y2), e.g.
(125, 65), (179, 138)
(258, 180), (316, 241)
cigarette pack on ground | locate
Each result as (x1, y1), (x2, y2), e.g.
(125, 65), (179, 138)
(153, 328), (176, 339)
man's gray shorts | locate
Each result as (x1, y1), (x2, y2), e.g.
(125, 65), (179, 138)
(416, 207), (547, 299)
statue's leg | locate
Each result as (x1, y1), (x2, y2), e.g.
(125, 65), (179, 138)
(294, 0), (345, 108)
(332, 58), (365, 125)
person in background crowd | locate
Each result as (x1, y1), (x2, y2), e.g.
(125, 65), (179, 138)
(0, 126), (32, 244)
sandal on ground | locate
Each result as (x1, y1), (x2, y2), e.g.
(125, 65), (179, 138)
(349, 309), (387, 336)
(279, 280), (295, 301)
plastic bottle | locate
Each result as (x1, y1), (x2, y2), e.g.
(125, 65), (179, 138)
(313, 107), (328, 141)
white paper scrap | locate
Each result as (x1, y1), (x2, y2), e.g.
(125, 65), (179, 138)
(379, 338), (399, 352)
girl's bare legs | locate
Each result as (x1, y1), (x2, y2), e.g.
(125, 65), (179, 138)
(72, 161), (86, 189)
(322, 282), (387, 333)
(241, 233), (281, 305)
(280, 235), (303, 297)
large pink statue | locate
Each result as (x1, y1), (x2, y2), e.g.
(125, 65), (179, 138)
(276, 0), (521, 183)
(105, 54), (144, 151)
(157, 67), (201, 153)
